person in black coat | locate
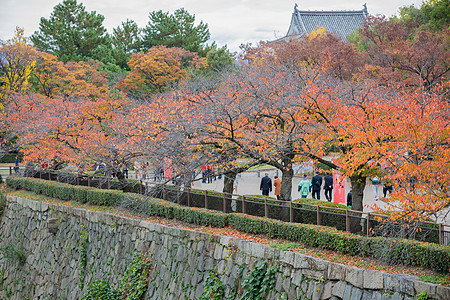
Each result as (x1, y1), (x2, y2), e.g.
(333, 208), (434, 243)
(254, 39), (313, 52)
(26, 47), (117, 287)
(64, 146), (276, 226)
(311, 173), (322, 200)
(347, 188), (352, 208)
(323, 172), (334, 202)
(260, 173), (272, 196)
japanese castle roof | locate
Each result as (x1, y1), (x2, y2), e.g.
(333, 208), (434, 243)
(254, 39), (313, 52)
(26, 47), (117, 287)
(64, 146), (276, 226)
(285, 3), (369, 41)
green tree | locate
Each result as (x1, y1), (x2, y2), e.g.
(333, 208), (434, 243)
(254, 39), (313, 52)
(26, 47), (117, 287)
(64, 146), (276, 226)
(399, 0), (449, 30)
(142, 8), (210, 56)
(31, 0), (111, 63)
(112, 19), (142, 69)
(206, 45), (235, 72)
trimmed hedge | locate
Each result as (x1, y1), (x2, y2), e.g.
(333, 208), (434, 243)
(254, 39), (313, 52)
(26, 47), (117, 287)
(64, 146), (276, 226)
(5, 176), (450, 273)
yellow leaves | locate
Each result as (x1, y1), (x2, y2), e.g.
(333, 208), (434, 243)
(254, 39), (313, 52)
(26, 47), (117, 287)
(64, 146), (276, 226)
(308, 26), (327, 40)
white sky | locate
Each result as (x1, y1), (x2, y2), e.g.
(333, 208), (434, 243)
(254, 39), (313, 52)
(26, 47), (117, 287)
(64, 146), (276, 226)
(0, 0), (424, 53)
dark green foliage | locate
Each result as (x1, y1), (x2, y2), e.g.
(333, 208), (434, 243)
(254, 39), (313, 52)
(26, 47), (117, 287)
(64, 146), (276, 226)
(241, 261), (278, 300)
(31, 0), (111, 63)
(119, 253), (152, 299)
(142, 8), (210, 56)
(79, 225), (88, 289)
(0, 244), (27, 266)
(206, 46), (235, 72)
(399, 0), (449, 30)
(82, 280), (121, 300)
(200, 270), (226, 300)
(0, 153), (22, 163)
(112, 19), (141, 69)
(82, 253), (151, 300)
(0, 189), (5, 217)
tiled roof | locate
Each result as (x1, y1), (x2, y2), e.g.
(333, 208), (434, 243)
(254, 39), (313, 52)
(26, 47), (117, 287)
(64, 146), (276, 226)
(286, 4), (368, 41)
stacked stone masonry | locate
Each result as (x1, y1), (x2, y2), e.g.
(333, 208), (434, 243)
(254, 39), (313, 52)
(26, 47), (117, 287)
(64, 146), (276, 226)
(0, 196), (448, 299)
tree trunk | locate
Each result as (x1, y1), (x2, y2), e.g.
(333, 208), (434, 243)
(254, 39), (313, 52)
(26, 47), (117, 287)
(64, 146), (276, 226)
(114, 168), (128, 191)
(280, 168), (293, 201)
(222, 171), (236, 195)
(349, 173), (367, 233)
(222, 170), (237, 213)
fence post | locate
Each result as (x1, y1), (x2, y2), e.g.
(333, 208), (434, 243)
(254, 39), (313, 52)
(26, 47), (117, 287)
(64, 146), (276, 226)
(177, 186), (180, 204)
(290, 201), (293, 223)
(205, 190), (208, 209)
(223, 193), (227, 213)
(346, 209), (350, 232)
(187, 188), (191, 207)
(264, 198), (268, 218)
(242, 195), (246, 214)
(9, 166), (12, 175)
(76, 177), (79, 186)
(366, 213), (371, 236)
(162, 185), (166, 200)
(439, 223), (444, 245)
(88, 177), (91, 187)
(317, 205), (321, 226)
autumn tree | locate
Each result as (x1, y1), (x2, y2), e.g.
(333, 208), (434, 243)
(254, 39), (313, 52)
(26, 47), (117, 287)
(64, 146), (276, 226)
(142, 8), (211, 56)
(31, 0), (112, 64)
(0, 27), (38, 100)
(29, 52), (109, 99)
(115, 46), (206, 97)
(355, 16), (449, 92)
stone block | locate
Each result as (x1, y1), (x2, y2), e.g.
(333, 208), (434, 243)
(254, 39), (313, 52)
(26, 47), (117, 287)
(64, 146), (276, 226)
(283, 277), (292, 293)
(312, 282), (324, 300)
(328, 262), (346, 281)
(251, 242), (265, 258)
(213, 244), (223, 260)
(361, 290), (372, 300)
(351, 287), (363, 300)
(275, 274), (283, 292)
(384, 273), (416, 296)
(291, 270), (303, 286)
(280, 251), (295, 265)
(346, 266), (364, 289)
(293, 253), (309, 269)
(265, 246), (278, 260)
(303, 268), (327, 281)
(414, 280), (437, 298)
(342, 284), (352, 300)
(219, 235), (232, 245)
(363, 269), (384, 290)
(332, 280), (346, 298)
(436, 285), (450, 300)
(322, 281), (333, 299)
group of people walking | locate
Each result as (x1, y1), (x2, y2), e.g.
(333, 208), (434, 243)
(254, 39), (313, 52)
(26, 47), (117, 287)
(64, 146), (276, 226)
(260, 172), (334, 201)
(298, 172), (334, 201)
(259, 173), (282, 199)
(260, 171), (393, 208)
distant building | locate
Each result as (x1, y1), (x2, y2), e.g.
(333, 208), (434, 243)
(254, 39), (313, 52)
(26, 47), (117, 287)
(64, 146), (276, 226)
(278, 3), (369, 42)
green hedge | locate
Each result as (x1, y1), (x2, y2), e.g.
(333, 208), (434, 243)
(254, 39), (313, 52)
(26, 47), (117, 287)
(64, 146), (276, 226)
(5, 176), (450, 273)
(0, 153), (22, 163)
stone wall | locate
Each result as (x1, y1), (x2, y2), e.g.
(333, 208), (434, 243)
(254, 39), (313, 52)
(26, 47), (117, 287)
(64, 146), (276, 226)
(0, 195), (449, 299)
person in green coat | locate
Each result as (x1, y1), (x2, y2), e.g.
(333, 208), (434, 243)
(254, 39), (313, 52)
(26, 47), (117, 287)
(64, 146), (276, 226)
(298, 174), (312, 198)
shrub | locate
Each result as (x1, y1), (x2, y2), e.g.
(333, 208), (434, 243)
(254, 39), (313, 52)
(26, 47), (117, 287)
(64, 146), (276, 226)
(6, 176), (450, 273)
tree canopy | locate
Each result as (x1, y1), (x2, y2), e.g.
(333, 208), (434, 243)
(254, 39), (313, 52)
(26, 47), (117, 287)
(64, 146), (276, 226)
(31, 0), (111, 64)
(142, 8), (211, 56)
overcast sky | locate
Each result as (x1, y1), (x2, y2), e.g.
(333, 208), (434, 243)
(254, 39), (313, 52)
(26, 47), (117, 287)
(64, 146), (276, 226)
(0, 0), (424, 53)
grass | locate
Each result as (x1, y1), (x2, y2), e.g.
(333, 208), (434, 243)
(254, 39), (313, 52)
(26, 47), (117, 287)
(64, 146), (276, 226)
(2, 185), (450, 286)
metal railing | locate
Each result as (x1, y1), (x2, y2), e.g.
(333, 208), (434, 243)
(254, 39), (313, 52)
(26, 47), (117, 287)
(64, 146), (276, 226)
(8, 168), (450, 246)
